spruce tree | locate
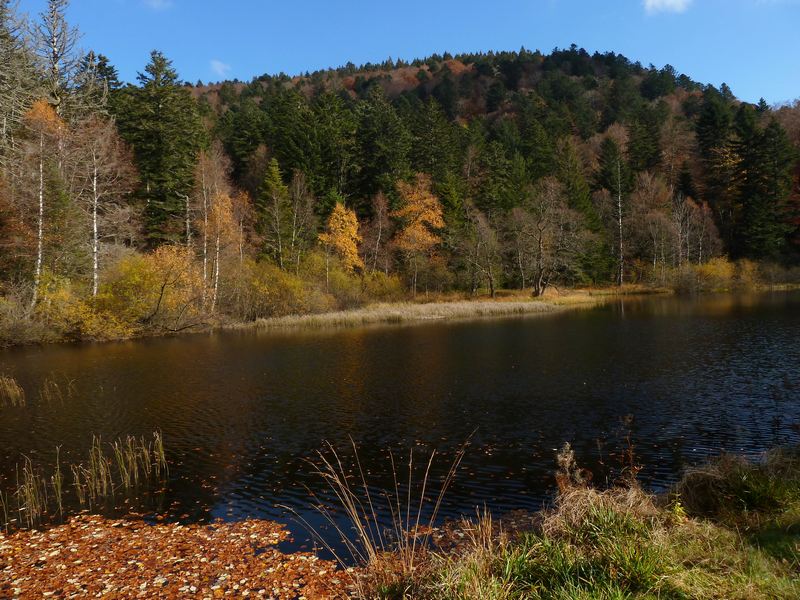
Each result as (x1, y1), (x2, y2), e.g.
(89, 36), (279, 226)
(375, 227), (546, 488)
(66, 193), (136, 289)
(737, 119), (796, 258)
(113, 50), (204, 245)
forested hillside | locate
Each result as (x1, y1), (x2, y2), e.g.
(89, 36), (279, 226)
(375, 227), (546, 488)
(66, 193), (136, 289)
(1, 0), (799, 343)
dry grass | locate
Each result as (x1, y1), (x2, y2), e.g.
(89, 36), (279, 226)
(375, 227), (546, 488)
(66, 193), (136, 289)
(0, 375), (25, 407)
(291, 439), (469, 599)
(1, 432), (168, 530)
(250, 300), (562, 332)
(340, 445), (800, 599)
(674, 448), (800, 525)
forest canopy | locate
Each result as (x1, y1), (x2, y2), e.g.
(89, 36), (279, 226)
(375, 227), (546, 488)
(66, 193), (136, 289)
(1, 0), (799, 343)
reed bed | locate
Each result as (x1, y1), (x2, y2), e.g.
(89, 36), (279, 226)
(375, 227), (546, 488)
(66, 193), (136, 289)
(0, 432), (168, 531)
(0, 374), (25, 407)
(252, 300), (559, 332)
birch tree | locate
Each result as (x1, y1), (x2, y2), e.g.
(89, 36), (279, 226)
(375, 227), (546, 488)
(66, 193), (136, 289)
(194, 142), (232, 290)
(69, 115), (135, 295)
(207, 192), (236, 313)
(20, 100), (63, 308)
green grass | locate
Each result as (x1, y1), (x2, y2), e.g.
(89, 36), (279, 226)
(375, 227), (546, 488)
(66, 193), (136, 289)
(355, 449), (800, 599)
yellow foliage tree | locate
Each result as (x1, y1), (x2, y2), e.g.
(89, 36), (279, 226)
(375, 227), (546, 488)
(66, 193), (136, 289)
(319, 202), (363, 272)
(391, 173), (445, 294)
(97, 246), (205, 332)
(208, 192), (238, 312)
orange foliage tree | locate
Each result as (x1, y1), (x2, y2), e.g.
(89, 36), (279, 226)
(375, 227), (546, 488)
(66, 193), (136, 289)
(319, 202), (363, 273)
(391, 173), (445, 294)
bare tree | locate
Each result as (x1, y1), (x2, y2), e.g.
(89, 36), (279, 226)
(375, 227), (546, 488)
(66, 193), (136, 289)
(463, 203), (501, 297)
(360, 192), (393, 274)
(194, 142), (231, 292)
(68, 115), (136, 295)
(287, 171), (318, 273)
(508, 178), (588, 297)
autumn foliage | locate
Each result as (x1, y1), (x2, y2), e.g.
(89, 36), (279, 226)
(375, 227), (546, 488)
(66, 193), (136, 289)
(319, 202), (363, 272)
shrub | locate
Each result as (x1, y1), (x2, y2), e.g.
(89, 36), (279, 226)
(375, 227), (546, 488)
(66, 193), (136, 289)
(34, 272), (132, 341)
(96, 246), (206, 333)
(227, 259), (335, 320)
(362, 272), (405, 302)
(327, 267), (363, 308)
(694, 257), (736, 291)
(735, 259), (761, 288)
(0, 293), (58, 346)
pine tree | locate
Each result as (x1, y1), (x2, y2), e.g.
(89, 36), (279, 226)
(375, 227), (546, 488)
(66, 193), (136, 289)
(0, 0), (38, 159)
(627, 107), (662, 173)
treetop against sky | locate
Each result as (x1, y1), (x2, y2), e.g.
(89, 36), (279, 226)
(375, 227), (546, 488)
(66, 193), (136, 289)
(15, 0), (800, 105)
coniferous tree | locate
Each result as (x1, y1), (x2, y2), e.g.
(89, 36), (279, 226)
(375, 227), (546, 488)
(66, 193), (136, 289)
(737, 119), (796, 258)
(113, 51), (204, 245)
(354, 86), (411, 204)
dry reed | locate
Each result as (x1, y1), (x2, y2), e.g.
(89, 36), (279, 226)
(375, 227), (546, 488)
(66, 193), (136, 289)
(0, 375), (25, 407)
(288, 437), (469, 597)
(1, 432), (168, 530)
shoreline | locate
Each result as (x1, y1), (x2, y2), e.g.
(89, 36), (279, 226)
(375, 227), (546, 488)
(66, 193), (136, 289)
(232, 285), (673, 334)
(5, 283), (799, 350)
(2, 447), (798, 599)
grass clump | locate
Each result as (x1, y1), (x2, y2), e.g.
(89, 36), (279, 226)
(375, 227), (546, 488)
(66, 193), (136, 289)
(346, 445), (800, 599)
(0, 374), (25, 407)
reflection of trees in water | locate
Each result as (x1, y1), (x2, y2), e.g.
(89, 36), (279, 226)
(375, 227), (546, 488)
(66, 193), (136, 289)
(0, 293), (798, 538)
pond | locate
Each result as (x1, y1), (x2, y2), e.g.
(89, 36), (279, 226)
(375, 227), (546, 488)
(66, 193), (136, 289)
(1, 291), (799, 552)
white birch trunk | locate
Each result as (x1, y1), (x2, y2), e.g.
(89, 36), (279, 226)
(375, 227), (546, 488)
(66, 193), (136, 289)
(92, 150), (99, 296)
(31, 132), (44, 309)
(211, 232), (220, 313)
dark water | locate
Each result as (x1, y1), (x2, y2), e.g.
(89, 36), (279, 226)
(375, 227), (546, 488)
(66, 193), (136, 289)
(1, 291), (799, 551)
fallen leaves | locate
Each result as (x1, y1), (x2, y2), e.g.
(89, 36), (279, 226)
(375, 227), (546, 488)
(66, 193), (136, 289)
(0, 515), (353, 599)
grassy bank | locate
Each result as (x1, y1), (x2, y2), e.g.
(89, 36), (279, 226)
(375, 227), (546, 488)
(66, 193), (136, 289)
(347, 447), (800, 599)
(241, 285), (665, 333)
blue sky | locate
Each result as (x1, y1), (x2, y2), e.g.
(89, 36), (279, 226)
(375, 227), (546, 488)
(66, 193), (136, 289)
(16, 0), (800, 104)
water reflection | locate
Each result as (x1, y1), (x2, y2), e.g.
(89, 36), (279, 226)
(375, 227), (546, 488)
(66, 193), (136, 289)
(0, 291), (798, 548)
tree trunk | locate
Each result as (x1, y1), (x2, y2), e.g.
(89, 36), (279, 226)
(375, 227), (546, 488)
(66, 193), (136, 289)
(517, 243), (526, 290)
(412, 255), (418, 296)
(31, 132), (44, 310)
(372, 212), (382, 274)
(324, 249), (330, 293)
(201, 167), (209, 288)
(92, 151), (99, 297)
(184, 193), (192, 247)
(211, 232), (220, 313)
(616, 160), (624, 287)
(273, 197), (283, 270)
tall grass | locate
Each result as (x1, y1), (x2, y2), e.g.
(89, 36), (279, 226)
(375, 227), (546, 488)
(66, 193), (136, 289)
(0, 375), (25, 407)
(252, 301), (559, 332)
(15, 456), (49, 529)
(0, 432), (168, 530)
(290, 438), (469, 597)
(38, 374), (77, 405)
